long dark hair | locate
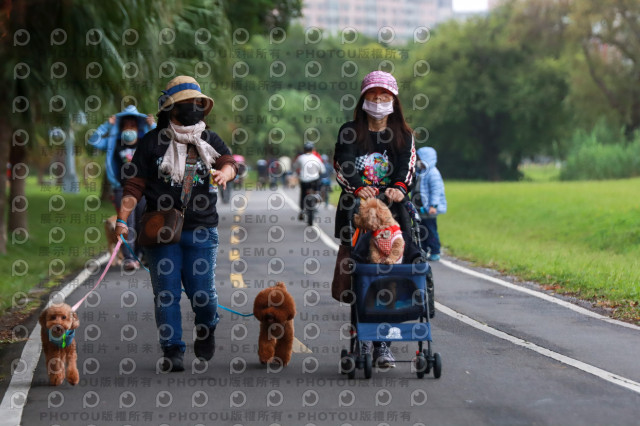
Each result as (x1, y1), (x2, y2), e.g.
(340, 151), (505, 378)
(352, 94), (413, 153)
(156, 110), (172, 130)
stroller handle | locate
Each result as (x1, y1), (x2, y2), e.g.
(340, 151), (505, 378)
(375, 193), (421, 223)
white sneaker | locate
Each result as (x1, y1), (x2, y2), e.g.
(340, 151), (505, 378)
(373, 342), (396, 368)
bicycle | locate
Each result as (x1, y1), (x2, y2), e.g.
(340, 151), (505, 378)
(302, 180), (322, 226)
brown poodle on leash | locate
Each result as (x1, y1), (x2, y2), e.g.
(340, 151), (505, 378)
(253, 282), (296, 366)
(39, 303), (80, 386)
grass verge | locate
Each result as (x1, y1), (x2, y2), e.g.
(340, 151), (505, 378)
(1, 177), (113, 312)
(439, 178), (640, 322)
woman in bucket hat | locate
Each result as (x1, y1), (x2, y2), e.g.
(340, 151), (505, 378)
(115, 76), (238, 372)
(332, 70), (417, 368)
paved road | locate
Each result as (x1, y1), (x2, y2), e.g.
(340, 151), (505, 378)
(4, 186), (640, 425)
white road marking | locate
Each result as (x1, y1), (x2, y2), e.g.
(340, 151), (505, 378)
(281, 191), (339, 252)
(293, 338), (313, 353)
(286, 190), (640, 395)
(0, 253), (110, 426)
(439, 259), (640, 332)
(436, 303), (640, 395)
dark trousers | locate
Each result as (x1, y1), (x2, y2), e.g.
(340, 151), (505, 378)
(299, 179), (320, 211)
(421, 217), (441, 255)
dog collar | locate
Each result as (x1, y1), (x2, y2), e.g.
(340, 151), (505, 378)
(373, 225), (401, 240)
(48, 328), (75, 349)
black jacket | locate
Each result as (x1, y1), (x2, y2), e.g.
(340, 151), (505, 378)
(333, 121), (416, 243)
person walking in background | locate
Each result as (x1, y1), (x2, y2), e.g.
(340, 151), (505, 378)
(294, 142), (326, 221)
(89, 105), (156, 271)
(319, 153), (333, 207)
(114, 76), (237, 372)
(256, 158), (268, 188)
(416, 147), (447, 261)
(332, 70), (416, 368)
(277, 154), (292, 187)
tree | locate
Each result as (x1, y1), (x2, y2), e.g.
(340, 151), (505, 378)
(406, 4), (568, 180)
(226, 0), (302, 35)
(567, 0), (640, 134)
(0, 0), (231, 254)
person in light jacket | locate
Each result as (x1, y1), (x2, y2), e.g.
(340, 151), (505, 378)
(88, 105), (156, 270)
(416, 147), (447, 261)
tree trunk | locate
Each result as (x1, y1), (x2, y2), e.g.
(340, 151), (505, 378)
(8, 140), (28, 232)
(0, 117), (10, 254)
(484, 141), (501, 181)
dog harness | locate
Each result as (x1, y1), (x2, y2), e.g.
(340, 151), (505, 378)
(48, 328), (75, 349)
(372, 225), (404, 264)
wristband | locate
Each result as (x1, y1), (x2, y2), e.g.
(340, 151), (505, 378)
(116, 219), (128, 226)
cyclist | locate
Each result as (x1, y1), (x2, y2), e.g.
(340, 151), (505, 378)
(294, 142), (326, 221)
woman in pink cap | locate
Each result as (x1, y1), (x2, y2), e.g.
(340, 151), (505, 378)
(331, 70), (416, 368)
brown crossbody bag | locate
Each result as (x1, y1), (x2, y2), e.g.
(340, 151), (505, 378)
(137, 146), (198, 246)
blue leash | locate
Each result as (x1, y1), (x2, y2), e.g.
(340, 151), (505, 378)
(119, 235), (150, 272)
(118, 235), (254, 317)
(218, 305), (254, 317)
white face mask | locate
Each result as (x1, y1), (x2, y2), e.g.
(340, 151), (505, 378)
(362, 99), (394, 120)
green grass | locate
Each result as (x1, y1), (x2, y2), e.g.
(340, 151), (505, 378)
(439, 178), (640, 320)
(519, 163), (562, 182)
(0, 177), (113, 311)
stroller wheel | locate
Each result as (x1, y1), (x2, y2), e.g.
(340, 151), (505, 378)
(433, 352), (442, 379)
(364, 353), (372, 379)
(340, 349), (349, 374)
(347, 354), (357, 379)
(423, 349), (431, 374)
(415, 354), (427, 379)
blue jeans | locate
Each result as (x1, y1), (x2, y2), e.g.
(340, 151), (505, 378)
(144, 227), (220, 351)
(421, 217), (441, 255)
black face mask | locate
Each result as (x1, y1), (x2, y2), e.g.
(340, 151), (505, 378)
(173, 103), (205, 126)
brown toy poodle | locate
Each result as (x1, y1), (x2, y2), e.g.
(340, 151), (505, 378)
(354, 198), (405, 264)
(39, 303), (80, 386)
(253, 282), (296, 366)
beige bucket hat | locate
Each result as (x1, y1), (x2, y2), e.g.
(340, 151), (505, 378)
(158, 76), (214, 116)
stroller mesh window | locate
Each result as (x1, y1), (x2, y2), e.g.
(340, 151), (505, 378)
(354, 264), (427, 323)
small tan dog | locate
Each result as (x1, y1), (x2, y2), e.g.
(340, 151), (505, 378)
(39, 303), (80, 386)
(253, 282), (296, 366)
(354, 198), (405, 264)
(104, 215), (123, 265)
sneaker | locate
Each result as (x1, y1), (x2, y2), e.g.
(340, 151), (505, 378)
(123, 259), (140, 271)
(373, 342), (396, 368)
(161, 345), (185, 372)
(428, 254), (440, 261)
(194, 326), (216, 361)
(298, 212), (305, 221)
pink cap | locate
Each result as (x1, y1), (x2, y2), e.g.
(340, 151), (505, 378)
(360, 71), (399, 96)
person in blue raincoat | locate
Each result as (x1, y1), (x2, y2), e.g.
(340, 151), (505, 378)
(416, 147), (447, 261)
(88, 105), (156, 270)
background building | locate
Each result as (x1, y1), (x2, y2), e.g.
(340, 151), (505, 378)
(298, 0), (455, 40)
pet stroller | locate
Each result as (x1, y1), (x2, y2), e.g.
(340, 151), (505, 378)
(339, 195), (442, 379)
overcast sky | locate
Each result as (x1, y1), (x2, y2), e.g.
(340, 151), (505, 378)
(452, 0), (488, 12)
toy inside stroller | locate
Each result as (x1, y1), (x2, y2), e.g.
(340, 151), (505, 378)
(339, 195), (442, 379)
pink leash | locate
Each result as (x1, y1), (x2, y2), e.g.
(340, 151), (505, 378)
(71, 239), (122, 312)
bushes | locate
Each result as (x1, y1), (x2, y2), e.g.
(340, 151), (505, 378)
(560, 122), (640, 180)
